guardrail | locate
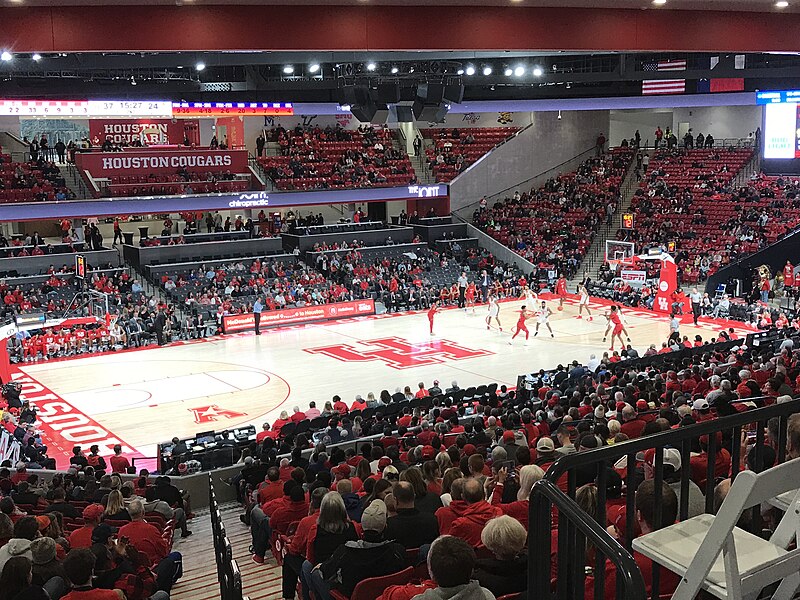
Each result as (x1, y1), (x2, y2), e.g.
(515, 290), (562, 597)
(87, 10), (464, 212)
(531, 398), (800, 600)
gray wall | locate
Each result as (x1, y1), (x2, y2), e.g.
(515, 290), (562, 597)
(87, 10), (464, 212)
(0, 249), (120, 276)
(123, 237), (284, 269)
(671, 105), (762, 141)
(283, 227), (413, 252)
(448, 109), (609, 213)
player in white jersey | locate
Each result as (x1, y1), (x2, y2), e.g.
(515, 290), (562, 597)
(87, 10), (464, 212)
(486, 295), (503, 332)
(534, 301), (554, 338)
(576, 284), (593, 321)
(520, 285), (538, 306)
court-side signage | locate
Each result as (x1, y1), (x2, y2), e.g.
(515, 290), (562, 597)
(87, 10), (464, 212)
(222, 299), (375, 333)
(0, 185), (449, 222)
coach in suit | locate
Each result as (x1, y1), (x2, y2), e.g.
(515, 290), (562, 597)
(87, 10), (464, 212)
(480, 270), (491, 303)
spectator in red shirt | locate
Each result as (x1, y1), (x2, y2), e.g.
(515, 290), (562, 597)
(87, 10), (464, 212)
(117, 500), (169, 566)
(618, 406), (646, 439)
(290, 407), (307, 423)
(449, 479), (502, 548)
(256, 467), (283, 506)
(332, 396), (349, 414)
(280, 487), (327, 595)
(256, 422), (277, 443)
(415, 382), (428, 399)
(252, 482), (308, 564)
(69, 504), (104, 550)
(109, 445), (130, 474)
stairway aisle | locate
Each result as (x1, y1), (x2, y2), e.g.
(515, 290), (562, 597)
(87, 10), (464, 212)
(570, 158), (639, 287)
(59, 163), (91, 199)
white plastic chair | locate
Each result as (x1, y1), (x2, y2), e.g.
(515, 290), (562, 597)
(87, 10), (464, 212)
(633, 458), (800, 600)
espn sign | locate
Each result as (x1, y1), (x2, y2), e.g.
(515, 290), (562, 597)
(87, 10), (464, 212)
(621, 269), (647, 289)
(222, 299), (375, 333)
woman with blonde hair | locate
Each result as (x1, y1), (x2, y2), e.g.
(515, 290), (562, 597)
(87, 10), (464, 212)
(474, 515), (528, 596)
(485, 464), (544, 529)
(103, 489), (131, 522)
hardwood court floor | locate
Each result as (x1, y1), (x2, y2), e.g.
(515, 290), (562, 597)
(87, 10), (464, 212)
(18, 295), (754, 462)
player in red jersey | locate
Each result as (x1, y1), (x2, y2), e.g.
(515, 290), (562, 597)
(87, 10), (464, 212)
(508, 305), (535, 345)
(607, 305), (627, 351)
(465, 282), (477, 313)
(428, 301), (441, 336)
(555, 274), (568, 309)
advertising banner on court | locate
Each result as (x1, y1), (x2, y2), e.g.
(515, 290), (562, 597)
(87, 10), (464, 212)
(76, 149), (249, 176)
(222, 299), (375, 333)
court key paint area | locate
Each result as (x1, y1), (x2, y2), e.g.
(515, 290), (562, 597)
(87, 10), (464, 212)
(15, 296), (755, 467)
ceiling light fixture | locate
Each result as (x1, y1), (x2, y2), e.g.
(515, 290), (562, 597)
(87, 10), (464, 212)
(652, 0), (667, 5)
(283, 65), (294, 74)
(31, 53), (41, 62)
(457, 68), (464, 75)
(532, 66), (543, 77)
(309, 63), (320, 73)
(514, 65), (525, 77)
(391, 66), (399, 74)
(195, 61), (205, 71)
(504, 67), (513, 76)
(366, 62), (377, 71)
(776, 1), (789, 7)
(0, 52), (12, 62)
(482, 66), (493, 76)
(465, 65), (476, 76)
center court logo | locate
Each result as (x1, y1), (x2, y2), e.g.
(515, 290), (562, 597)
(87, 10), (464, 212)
(229, 192), (270, 208)
(305, 336), (493, 370)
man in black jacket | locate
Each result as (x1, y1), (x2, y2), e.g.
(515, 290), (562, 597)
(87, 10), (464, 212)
(308, 499), (406, 600)
(384, 481), (439, 548)
(47, 487), (80, 518)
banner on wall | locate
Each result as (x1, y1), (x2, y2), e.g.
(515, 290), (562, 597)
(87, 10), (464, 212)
(222, 299), (375, 333)
(76, 149), (249, 176)
(88, 119), (186, 146)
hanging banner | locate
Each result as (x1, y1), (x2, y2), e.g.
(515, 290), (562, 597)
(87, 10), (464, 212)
(76, 149), (249, 176)
(88, 119), (186, 146)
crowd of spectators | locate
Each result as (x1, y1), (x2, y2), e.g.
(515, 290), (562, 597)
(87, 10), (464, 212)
(421, 128), (520, 183)
(0, 456), (190, 600)
(102, 171), (249, 199)
(259, 124), (417, 190)
(0, 149), (74, 204)
(225, 325), (797, 600)
(473, 148), (633, 281)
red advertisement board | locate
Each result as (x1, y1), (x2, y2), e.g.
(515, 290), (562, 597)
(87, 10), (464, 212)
(222, 299), (375, 333)
(89, 119), (186, 146)
(76, 149), (249, 177)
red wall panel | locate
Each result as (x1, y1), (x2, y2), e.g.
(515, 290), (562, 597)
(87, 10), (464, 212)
(0, 5), (796, 53)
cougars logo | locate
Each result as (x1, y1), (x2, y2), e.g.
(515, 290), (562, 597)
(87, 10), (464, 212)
(305, 336), (493, 370)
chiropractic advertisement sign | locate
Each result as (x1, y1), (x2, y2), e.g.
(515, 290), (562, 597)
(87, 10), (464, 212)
(222, 299), (375, 333)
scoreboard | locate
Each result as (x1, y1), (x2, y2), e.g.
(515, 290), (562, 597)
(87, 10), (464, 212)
(0, 99), (294, 119)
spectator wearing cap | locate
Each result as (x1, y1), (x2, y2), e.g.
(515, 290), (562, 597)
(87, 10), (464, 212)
(385, 481), (439, 549)
(307, 499), (406, 600)
(449, 479), (502, 548)
(69, 505), (104, 550)
(643, 448), (705, 519)
(534, 437), (556, 468)
(499, 429), (519, 457)
(30, 536), (66, 588)
(691, 398), (714, 422)
(428, 380), (443, 396)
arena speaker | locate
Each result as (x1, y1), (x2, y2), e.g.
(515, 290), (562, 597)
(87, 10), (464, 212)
(413, 83), (446, 122)
(444, 83), (465, 104)
(377, 82), (401, 104)
(389, 104), (415, 123)
(339, 85), (377, 123)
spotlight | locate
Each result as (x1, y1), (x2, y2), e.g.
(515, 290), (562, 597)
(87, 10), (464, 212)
(0, 52), (12, 62)
(391, 66), (399, 74)
(776, 0), (789, 6)
(31, 53), (41, 62)
(652, 0), (667, 4)
(482, 66), (493, 76)
(504, 67), (513, 77)
(309, 63), (320, 73)
(457, 68), (464, 75)
(513, 65), (525, 77)
(283, 65), (294, 74)
(465, 65), (476, 76)
(195, 61), (205, 71)
(366, 62), (377, 71)
(532, 66), (543, 77)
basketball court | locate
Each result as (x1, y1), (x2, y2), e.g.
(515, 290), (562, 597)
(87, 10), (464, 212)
(10, 294), (755, 469)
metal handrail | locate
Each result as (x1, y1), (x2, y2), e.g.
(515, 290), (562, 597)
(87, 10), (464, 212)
(530, 479), (647, 600)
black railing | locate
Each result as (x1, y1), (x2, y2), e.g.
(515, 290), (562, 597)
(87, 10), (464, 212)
(530, 398), (800, 600)
(530, 479), (647, 600)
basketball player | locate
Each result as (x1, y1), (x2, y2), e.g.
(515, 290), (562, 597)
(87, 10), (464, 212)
(465, 281), (477, 313)
(508, 304), (535, 345)
(576, 284), (593, 321)
(602, 305), (631, 344)
(486, 295), (503, 332)
(534, 301), (555, 338)
(607, 305), (627, 351)
(555, 274), (568, 310)
(520, 285), (539, 306)
(428, 301), (441, 336)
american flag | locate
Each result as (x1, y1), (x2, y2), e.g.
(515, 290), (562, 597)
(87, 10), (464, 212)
(642, 59), (686, 95)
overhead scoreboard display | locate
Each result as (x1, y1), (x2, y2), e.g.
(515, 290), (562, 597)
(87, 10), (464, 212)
(756, 90), (800, 159)
(0, 99), (294, 119)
